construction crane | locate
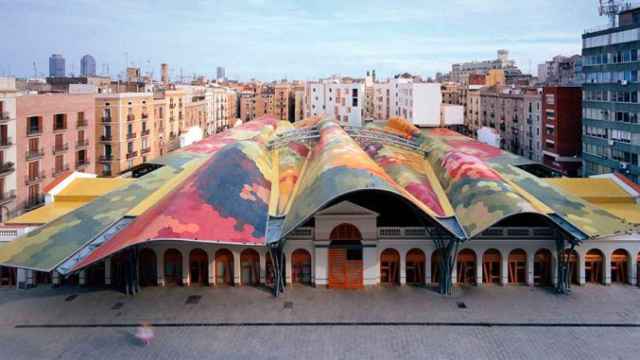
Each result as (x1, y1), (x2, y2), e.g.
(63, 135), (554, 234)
(598, 0), (633, 26)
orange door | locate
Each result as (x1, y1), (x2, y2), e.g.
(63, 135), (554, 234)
(328, 247), (363, 289)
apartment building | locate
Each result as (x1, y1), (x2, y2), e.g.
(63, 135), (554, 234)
(274, 83), (292, 122)
(542, 86), (582, 176)
(305, 80), (364, 127)
(255, 87), (274, 118)
(371, 82), (391, 121)
(0, 78), (18, 221)
(582, 6), (640, 183)
(95, 93), (156, 177)
(391, 79), (442, 127)
(523, 88), (543, 162)
(153, 93), (170, 157)
(537, 55), (581, 85)
(239, 90), (256, 122)
(225, 89), (238, 127)
(475, 86), (526, 155)
(17, 93), (96, 211)
(294, 88), (304, 122)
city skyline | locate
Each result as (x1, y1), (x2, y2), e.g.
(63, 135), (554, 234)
(2, 0), (607, 81)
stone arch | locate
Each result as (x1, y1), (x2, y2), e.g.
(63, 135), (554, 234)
(139, 248), (157, 287)
(585, 248), (604, 284)
(611, 248), (630, 284)
(405, 248), (426, 285)
(189, 248), (208, 286)
(328, 223), (363, 289)
(533, 248), (552, 287)
(164, 248), (183, 286)
(483, 249), (501, 284)
(457, 248), (476, 285)
(380, 248), (400, 285)
(215, 249), (234, 286)
(240, 248), (260, 286)
(508, 249), (527, 285)
(291, 249), (312, 285)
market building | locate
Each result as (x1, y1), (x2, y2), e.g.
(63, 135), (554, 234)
(0, 116), (638, 294)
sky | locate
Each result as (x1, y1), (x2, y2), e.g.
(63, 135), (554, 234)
(0, 0), (612, 81)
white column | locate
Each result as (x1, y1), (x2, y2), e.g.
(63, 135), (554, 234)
(501, 254), (509, 286)
(363, 243), (378, 286)
(551, 254), (558, 286)
(314, 243), (328, 287)
(79, 270), (87, 286)
(259, 250), (267, 284)
(399, 250), (406, 285)
(527, 252), (535, 287)
(451, 260), (458, 284)
(233, 250), (241, 286)
(425, 251), (432, 285)
(52, 271), (60, 286)
(285, 251), (292, 285)
(604, 252), (612, 285)
(476, 254), (483, 286)
(208, 251), (216, 286)
(182, 251), (190, 286)
(16, 268), (27, 289)
(629, 254), (637, 286)
(578, 253), (586, 285)
(157, 250), (165, 287)
(104, 258), (111, 285)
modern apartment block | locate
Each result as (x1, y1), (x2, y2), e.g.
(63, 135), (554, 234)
(371, 82), (391, 121)
(537, 55), (581, 85)
(449, 50), (522, 84)
(0, 78), (18, 221)
(582, 6), (640, 183)
(304, 80), (364, 127)
(391, 79), (442, 126)
(541, 86), (582, 176)
(16, 94), (96, 212)
(95, 93), (156, 177)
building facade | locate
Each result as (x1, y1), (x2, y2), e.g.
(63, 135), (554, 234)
(0, 78), (18, 221)
(80, 55), (96, 77)
(16, 94), (96, 211)
(542, 86), (582, 176)
(48, 54), (65, 77)
(523, 88), (543, 162)
(305, 80), (364, 126)
(582, 6), (640, 183)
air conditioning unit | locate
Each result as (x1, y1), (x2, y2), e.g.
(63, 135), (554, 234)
(620, 162), (628, 170)
(608, 139), (615, 146)
(621, 80), (629, 86)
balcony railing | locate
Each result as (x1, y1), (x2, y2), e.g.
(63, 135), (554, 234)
(0, 190), (16, 205)
(141, 113), (149, 119)
(25, 148), (44, 161)
(76, 119), (88, 128)
(24, 195), (45, 211)
(52, 143), (69, 155)
(76, 139), (88, 149)
(27, 127), (42, 136)
(0, 161), (14, 176)
(126, 151), (138, 159)
(0, 137), (13, 148)
(0, 112), (12, 122)
(126, 132), (136, 139)
(141, 129), (150, 136)
(52, 164), (70, 177)
(102, 116), (112, 123)
(76, 158), (90, 168)
(141, 147), (151, 154)
(127, 114), (135, 122)
(100, 135), (112, 141)
(25, 171), (46, 185)
(99, 155), (113, 162)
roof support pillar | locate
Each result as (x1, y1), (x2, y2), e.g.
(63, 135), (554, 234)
(269, 244), (285, 297)
(432, 234), (459, 296)
(555, 236), (576, 295)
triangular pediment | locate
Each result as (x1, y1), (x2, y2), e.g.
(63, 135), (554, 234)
(315, 200), (379, 217)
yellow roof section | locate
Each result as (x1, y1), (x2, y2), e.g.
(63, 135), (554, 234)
(7, 201), (85, 225)
(545, 178), (640, 224)
(57, 178), (132, 201)
(8, 177), (132, 225)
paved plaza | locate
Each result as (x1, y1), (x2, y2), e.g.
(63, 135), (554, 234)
(1, 285), (640, 359)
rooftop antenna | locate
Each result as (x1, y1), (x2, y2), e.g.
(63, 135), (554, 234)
(32, 61), (38, 78)
(598, 0), (631, 27)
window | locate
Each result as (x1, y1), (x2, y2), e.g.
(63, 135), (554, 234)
(127, 142), (134, 154)
(27, 116), (41, 135)
(53, 114), (66, 130)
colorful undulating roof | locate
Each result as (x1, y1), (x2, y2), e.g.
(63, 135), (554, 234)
(0, 116), (634, 274)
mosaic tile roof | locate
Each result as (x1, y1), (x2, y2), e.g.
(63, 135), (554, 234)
(0, 116), (633, 273)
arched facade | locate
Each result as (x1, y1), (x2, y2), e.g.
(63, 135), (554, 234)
(585, 249), (604, 284)
(139, 248), (157, 287)
(240, 249), (260, 286)
(380, 248), (400, 285)
(533, 249), (552, 287)
(215, 249), (234, 286)
(405, 249), (425, 285)
(611, 249), (629, 284)
(189, 249), (208, 286)
(164, 249), (182, 286)
(508, 249), (527, 285)
(483, 249), (501, 285)
(328, 223), (363, 289)
(457, 249), (476, 285)
(291, 249), (312, 285)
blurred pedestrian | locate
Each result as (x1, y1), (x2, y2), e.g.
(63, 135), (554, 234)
(135, 322), (154, 346)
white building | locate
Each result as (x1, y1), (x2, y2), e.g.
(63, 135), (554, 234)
(304, 80), (364, 127)
(0, 78), (18, 222)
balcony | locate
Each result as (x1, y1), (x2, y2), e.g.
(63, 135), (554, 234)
(0, 161), (14, 176)
(102, 116), (112, 123)
(0, 137), (13, 149)
(141, 147), (151, 154)
(52, 164), (70, 177)
(52, 143), (69, 155)
(126, 132), (137, 139)
(0, 190), (16, 206)
(25, 171), (46, 185)
(126, 151), (138, 159)
(127, 114), (135, 122)
(76, 139), (89, 149)
(141, 113), (149, 119)
(53, 125), (67, 133)
(100, 135), (112, 142)
(76, 158), (90, 168)
(141, 129), (150, 136)
(24, 195), (45, 211)
(25, 148), (44, 161)
(76, 119), (88, 128)
(27, 127), (42, 136)
(99, 155), (114, 162)
(0, 112), (12, 123)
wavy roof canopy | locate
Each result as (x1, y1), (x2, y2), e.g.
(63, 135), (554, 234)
(0, 116), (633, 274)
